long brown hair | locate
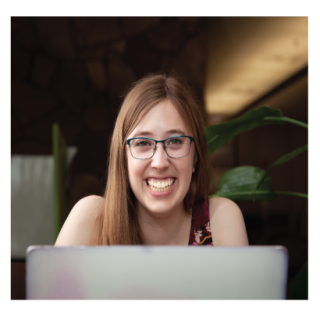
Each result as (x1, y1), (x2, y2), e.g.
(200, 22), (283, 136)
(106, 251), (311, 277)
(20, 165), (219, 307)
(91, 73), (211, 245)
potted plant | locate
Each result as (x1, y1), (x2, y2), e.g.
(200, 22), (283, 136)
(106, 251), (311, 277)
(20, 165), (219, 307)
(205, 106), (308, 299)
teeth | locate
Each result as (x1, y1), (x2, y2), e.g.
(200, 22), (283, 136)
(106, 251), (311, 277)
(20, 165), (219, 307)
(147, 178), (174, 192)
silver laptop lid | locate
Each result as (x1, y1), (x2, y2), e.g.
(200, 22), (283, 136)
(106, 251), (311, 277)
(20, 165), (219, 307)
(26, 245), (288, 300)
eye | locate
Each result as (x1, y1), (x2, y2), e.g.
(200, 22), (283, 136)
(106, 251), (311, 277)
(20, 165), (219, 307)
(168, 138), (183, 145)
(135, 139), (152, 147)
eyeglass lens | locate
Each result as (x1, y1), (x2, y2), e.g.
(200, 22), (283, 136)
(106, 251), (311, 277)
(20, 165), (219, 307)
(130, 137), (191, 159)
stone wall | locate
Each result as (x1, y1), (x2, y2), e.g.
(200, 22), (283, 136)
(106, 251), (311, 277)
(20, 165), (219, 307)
(11, 17), (208, 209)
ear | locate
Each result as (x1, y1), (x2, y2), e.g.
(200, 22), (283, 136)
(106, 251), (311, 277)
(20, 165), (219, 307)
(192, 153), (198, 173)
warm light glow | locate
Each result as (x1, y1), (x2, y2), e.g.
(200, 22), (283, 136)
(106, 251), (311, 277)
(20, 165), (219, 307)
(204, 17), (308, 116)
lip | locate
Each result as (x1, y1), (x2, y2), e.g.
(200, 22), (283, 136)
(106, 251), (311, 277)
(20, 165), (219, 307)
(145, 176), (176, 180)
(145, 178), (176, 197)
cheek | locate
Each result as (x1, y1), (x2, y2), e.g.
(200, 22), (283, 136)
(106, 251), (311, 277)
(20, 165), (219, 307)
(126, 150), (145, 186)
(178, 158), (194, 191)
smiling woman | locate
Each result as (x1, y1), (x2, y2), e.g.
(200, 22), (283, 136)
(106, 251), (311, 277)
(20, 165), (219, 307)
(55, 73), (249, 247)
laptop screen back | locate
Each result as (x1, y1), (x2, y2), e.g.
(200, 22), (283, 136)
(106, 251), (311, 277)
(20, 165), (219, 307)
(26, 245), (288, 299)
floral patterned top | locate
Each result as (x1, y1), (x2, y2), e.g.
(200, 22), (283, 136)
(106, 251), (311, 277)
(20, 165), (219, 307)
(188, 200), (213, 246)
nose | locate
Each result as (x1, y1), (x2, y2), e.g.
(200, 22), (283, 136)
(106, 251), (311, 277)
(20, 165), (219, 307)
(150, 142), (169, 171)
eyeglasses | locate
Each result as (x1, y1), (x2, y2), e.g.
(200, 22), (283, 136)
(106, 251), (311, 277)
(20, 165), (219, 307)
(126, 135), (194, 160)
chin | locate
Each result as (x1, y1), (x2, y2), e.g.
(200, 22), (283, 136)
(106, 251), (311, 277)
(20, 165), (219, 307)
(143, 200), (182, 218)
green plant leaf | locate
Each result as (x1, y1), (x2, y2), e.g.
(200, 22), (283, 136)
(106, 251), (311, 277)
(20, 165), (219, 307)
(254, 145), (308, 193)
(289, 261), (308, 299)
(205, 106), (284, 154)
(273, 191), (308, 199)
(264, 116), (308, 129)
(211, 166), (279, 201)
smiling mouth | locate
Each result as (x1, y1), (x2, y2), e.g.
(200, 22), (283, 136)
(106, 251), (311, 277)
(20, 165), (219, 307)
(147, 178), (175, 192)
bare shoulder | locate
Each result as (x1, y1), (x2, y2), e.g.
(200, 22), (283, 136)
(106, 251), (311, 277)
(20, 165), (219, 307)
(209, 197), (249, 246)
(209, 197), (242, 218)
(69, 195), (104, 223)
(55, 195), (104, 246)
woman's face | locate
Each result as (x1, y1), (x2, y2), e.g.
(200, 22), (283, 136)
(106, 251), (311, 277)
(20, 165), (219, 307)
(126, 99), (196, 218)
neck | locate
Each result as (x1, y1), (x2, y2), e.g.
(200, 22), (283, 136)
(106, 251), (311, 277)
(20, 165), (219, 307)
(138, 203), (192, 246)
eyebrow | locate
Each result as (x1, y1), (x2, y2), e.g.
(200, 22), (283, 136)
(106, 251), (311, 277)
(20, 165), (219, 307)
(133, 129), (187, 137)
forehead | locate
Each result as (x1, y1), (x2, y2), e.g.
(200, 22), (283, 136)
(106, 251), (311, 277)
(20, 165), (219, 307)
(128, 100), (191, 138)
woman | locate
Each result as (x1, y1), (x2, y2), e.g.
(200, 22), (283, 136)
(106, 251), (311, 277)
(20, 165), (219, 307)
(55, 73), (248, 247)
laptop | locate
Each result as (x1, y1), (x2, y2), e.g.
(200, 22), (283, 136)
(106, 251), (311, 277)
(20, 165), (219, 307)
(26, 245), (288, 299)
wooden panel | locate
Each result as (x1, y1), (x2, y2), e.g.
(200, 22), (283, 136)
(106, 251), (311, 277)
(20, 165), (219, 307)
(11, 261), (26, 300)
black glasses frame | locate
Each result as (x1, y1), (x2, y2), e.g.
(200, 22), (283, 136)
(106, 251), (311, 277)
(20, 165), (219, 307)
(126, 135), (194, 160)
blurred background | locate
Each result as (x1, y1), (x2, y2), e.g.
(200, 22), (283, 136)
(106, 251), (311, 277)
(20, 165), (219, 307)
(11, 17), (308, 299)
